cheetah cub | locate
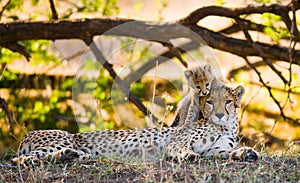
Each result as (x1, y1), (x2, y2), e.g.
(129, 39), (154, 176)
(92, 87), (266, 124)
(171, 64), (222, 127)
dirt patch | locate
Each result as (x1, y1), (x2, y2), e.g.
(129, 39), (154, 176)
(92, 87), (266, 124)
(1, 156), (299, 182)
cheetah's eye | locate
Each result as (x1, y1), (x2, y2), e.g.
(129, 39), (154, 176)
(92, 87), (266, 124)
(226, 100), (233, 105)
(206, 100), (213, 105)
(196, 86), (201, 91)
(205, 83), (210, 87)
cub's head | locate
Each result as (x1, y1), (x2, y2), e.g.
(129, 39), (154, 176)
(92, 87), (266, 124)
(199, 85), (245, 127)
(184, 64), (215, 97)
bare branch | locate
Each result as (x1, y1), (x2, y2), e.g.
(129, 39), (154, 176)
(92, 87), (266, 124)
(83, 38), (159, 124)
(219, 19), (290, 40)
(49, 0), (59, 20)
(179, 3), (300, 26)
(160, 42), (188, 68)
(3, 42), (31, 61)
(228, 60), (267, 78)
(242, 56), (299, 125)
(236, 18), (289, 84)
(219, 21), (265, 35)
(190, 25), (300, 63)
(0, 0), (11, 20)
(124, 41), (200, 84)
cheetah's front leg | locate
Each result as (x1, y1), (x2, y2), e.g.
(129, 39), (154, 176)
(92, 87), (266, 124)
(166, 142), (199, 162)
(12, 148), (85, 165)
(194, 134), (258, 161)
(165, 126), (199, 162)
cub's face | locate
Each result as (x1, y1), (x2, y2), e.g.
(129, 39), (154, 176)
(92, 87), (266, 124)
(184, 64), (214, 97)
(199, 86), (245, 126)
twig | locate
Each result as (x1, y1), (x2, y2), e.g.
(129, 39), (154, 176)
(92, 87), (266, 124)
(124, 41), (199, 85)
(0, 97), (13, 133)
(242, 56), (299, 125)
(149, 60), (159, 127)
(3, 42), (31, 61)
(49, 0), (58, 20)
(228, 60), (267, 78)
(248, 81), (300, 95)
(240, 85), (263, 130)
(0, 0), (11, 20)
(219, 20), (265, 35)
(159, 42), (188, 67)
(284, 1), (299, 111)
(219, 19), (290, 40)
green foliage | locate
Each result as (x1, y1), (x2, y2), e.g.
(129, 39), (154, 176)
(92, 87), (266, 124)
(215, 0), (224, 6)
(262, 13), (290, 43)
(31, 0), (40, 5)
(80, 0), (119, 16)
(6, 0), (23, 11)
(81, 0), (103, 12)
(0, 48), (22, 64)
(22, 40), (60, 65)
(133, 2), (144, 14)
(130, 82), (146, 99)
(94, 69), (113, 111)
(102, 0), (120, 16)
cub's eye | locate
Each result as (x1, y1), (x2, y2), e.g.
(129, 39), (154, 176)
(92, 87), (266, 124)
(226, 100), (233, 104)
(206, 100), (213, 105)
(205, 83), (210, 87)
(196, 86), (201, 91)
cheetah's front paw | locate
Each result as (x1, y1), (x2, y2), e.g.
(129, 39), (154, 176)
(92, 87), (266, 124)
(60, 148), (81, 163)
(230, 146), (259, 162)
(183, 151), (200, 162)
(49, 148), (81, 163)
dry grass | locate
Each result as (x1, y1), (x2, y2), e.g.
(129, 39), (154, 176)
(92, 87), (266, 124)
(1, 152), (299, 183)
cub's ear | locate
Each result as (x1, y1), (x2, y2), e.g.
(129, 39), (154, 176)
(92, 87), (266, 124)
(203, 64), (212, 74)
(234, 85), (245, 108)
(184, 70), (193, 79)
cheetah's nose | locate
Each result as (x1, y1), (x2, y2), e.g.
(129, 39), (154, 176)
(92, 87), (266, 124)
(202, 91), (208, 95)
(215, 113), (224, 120)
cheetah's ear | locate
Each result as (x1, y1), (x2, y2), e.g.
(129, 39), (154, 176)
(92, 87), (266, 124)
(234, 85), (245, 108)
(203, 64), (212, 74)
(184, 70), (193, 79)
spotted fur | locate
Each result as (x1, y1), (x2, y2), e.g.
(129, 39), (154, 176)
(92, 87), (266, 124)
(12, 85), (258, 165)
(166, 85), (258, 161)
(172, 64), (216, 127)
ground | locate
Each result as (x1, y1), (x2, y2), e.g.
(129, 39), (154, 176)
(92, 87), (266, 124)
(1, 154), (299, 182)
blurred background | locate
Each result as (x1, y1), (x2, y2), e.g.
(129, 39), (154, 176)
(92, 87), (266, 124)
(0, 0), (299, 158)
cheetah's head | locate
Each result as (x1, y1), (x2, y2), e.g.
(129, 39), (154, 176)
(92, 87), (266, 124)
(184, 64), (215, 97)
(199, 85), (245, 127)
